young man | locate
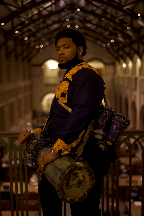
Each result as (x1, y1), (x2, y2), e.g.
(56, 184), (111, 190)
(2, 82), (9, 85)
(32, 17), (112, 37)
(37, 29), (117, 216)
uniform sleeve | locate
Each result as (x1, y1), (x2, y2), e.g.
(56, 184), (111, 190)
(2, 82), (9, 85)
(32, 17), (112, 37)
(53, 68), (105, 155)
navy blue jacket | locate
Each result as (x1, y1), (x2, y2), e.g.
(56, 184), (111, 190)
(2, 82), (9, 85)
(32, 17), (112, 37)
(51, 61), (105, 155)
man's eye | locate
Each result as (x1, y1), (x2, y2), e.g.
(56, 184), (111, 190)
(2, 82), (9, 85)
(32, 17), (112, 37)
(56, 48), (60, 51)
(64, 46), (70, 49)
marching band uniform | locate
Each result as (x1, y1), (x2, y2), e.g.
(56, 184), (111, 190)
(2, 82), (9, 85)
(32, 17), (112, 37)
(38, 60), (117, 216)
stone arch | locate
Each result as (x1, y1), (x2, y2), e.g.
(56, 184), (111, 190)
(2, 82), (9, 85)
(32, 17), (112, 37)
(131, 101), (137, 129)
(41, 59), (60, 84)
(132, 54), (141, 76)
(125, 57), (132, 75)
(141, 54), (144, 75)
(41, 93), (55, 112)
(120, 59), (125, 75)
(87, 59), (105, 77)
(115, 60), (121, 75)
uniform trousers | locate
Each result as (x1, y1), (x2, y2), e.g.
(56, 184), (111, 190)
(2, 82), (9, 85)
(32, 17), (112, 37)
(38, 174), (102, 216)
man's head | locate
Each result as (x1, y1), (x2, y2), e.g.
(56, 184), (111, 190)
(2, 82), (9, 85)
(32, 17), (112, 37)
(55, 29), (87, 69)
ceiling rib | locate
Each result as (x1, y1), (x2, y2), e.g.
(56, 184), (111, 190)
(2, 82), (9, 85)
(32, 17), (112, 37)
(0, 0), (143, 61)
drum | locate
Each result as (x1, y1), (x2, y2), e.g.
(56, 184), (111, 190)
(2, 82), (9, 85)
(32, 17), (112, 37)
(25, 133), (95, 203)
(37, 148), (95, 203)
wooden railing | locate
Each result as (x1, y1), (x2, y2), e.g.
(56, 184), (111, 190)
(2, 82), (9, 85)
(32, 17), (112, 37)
(0, 131), (144, 216)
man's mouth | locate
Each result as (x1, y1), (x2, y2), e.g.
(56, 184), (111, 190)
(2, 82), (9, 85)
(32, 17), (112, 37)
(59, 58), (66, 63)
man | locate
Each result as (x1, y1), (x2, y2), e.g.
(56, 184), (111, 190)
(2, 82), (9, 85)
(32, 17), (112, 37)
(19, 29), (116, 216)
(37, 29), (117, 216)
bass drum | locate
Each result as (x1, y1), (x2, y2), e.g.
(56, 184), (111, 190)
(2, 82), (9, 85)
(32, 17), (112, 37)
(38, 148), (95, 203)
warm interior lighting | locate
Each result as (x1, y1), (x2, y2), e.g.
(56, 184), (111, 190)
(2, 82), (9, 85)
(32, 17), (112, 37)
(128, 62), (132, 68)
(137, 58), (141, 63)
(137, 58), (141, 67)
(122, 63), (126, 68)
(1, 22), (4, 25)
(46, 59), (58, 69)
(15, 30), (19, 34)
(75, 25), (79, 28)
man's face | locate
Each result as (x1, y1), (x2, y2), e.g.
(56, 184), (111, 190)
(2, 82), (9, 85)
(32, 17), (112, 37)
(56, 37), (78, 65)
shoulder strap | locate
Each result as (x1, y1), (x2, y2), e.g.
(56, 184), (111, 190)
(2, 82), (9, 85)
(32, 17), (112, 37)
(104, 90), (111, 108)
(75, 119), (95, 158)
(42, 96), (55, 132)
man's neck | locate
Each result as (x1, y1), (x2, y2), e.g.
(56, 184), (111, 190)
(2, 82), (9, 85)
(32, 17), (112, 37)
(68, 59), (83, 70)
(58, 54), (84, 70)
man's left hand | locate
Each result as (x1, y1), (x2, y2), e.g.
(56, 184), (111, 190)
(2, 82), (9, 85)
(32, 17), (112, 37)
(38, 149), (57, 173)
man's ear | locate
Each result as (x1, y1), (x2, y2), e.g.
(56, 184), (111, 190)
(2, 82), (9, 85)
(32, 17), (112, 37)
(78, 46), (83, 55)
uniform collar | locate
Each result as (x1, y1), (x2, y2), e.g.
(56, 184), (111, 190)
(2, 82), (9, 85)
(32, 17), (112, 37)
(65, 60), (84, 75)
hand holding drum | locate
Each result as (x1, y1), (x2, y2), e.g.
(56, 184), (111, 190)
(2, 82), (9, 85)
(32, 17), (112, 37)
(18, 131), (33, 144)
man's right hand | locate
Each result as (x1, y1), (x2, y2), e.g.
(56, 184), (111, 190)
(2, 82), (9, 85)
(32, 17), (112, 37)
(18, 131), (33, 144)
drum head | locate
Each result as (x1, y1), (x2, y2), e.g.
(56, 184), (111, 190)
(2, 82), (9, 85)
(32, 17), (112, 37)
(57, 162), (95, 203)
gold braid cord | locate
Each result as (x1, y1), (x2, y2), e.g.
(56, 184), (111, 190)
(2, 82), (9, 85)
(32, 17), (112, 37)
(75, 119), (95, 157)
(57, 99), (72, 113)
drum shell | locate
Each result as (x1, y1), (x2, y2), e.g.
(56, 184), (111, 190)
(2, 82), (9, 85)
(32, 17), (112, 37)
(37, 148), (95, 203)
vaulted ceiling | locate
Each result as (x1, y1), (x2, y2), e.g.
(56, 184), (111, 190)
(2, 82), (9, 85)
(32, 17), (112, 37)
(0, 0), (144, 61)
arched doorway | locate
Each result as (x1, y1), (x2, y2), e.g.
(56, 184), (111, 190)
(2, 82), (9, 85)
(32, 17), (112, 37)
(88, 59), (105, 77)
(41, 93), (55, 112)
(42, 59), (60, 84)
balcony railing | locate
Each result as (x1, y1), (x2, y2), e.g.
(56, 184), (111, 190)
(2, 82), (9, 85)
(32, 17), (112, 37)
(0, 131), (144, 216)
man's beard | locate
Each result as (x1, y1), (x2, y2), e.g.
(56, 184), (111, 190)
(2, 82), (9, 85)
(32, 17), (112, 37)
(58, 51), (79, 69)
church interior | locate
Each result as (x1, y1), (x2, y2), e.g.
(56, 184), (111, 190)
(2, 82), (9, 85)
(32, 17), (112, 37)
(0, 0), (144, 215)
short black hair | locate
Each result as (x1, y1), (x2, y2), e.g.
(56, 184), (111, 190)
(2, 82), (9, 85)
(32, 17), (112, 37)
(55, 29), (87, 56)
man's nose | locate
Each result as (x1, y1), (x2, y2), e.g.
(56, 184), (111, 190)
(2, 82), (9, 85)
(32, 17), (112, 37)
(58, 48), (64, 55)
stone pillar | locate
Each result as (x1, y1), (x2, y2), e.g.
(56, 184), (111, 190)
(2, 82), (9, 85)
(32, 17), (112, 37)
(140, 54), (144, 76)
(132, 54), (139, 76)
